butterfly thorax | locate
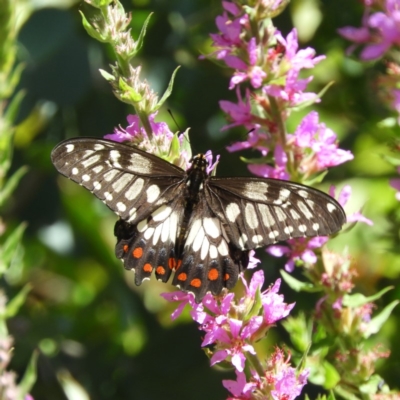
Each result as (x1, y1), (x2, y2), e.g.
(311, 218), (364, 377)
(176, 154), (209, 256)
(185, 154), (208, 203)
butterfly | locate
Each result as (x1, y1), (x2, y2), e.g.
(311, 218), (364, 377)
(51, 138), (346, 302)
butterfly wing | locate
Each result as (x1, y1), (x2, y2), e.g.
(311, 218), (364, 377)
(51, 138), (185, 223)
(171, 197), (249, 301)
(205, 177), (346, 250)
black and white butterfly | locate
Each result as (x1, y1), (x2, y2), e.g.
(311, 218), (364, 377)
(51, 138), (346, 302)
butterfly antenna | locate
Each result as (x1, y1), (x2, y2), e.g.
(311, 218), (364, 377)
(168, 109), (183, 133)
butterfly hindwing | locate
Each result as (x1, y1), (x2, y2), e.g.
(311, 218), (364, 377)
(206, 177), (346, 250)
(172, 198), (249, 301)
(115, 197), (186, 285)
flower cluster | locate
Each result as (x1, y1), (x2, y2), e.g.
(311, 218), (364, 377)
(339, 0), (400, 201)
(338, 0), (400, 61)
(162, 270), (308, 399)
(105, 112), (191, 169)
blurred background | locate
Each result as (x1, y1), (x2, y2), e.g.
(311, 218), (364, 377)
(3, 0), (400, 398)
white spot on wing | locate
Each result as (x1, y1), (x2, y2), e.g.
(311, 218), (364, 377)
(274, 207), (287, 222)
(94, 144), (105, 151)
(226, 203), (240, 223)
(104, 169), (119, 182)
(258, 204), (276, 227)
(201, 238), (210, 260)
(193, 227), (205, 252)
(152, 205), (172, 222)
(137, 219), (148, 233)
(112, 173), (133, 193)
(82, 174), (90, 182)
(92, 165), (104, 174)
(203, 218), (221, 239)
(299, 224), (307, 233)
(117, 202), (126, 212)
(66, 144), (74, 152)
(153, 224), (162, 245)
(81, 155), (101, 168)
(144, 227), (154, 240)
(161, 216), (170, 243)
(218, 240), (229, 256)
(209, 245), (218, 259)
(312, 223), (319, 231)
(245, 203), (259, 229)
(252, 234), (263, 244)
(104, 192), (113, 201)
(128, 153), (153, 174)
(327, 203), (337, 213)
(185, 219), (202, 246)
(298, 189), (309, 198)
(125, 178), (144, 201)
(146, 185), (160, 203)
(297, 201), (313, 219)
(243, 181), (269, 201)
(238, 233), (248, 248)
(72, 168), (79, 175)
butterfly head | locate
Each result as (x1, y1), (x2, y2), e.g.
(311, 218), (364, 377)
(190, 154), (208, 174)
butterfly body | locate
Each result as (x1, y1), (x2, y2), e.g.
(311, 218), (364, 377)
(51, 138), (346, 302)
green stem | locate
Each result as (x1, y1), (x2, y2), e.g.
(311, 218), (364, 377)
(137, 110), (153, 139)
(246, 349), (265, 377)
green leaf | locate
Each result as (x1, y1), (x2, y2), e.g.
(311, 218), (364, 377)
(4, 89), (25, 127)
(57, 370), (91, 400)
(322, 361), (340, 389)
(79, 11), (108, 43)
(359, 374), (384, 394)
(0, 222), (27, 275)
(280, 270), (321, 292)
(0, 166), (28, 207)
(180, 128), (192, 160)
(363, 300), (399, 338)
(119, 77), (142, 102)
(16, 350), (38, 400)
(342, 286), (393, 308)
(154, 66), (180, 111)
(134, 12), (153, 55)
(99, 68), (115, 82)
(5, 284), (31, 318)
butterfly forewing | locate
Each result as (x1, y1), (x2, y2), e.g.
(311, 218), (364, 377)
(205, 177), (346, 250)
(51, 138), (185, 223)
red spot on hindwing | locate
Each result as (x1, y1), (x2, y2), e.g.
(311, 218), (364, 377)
(133, 247), (143, 258)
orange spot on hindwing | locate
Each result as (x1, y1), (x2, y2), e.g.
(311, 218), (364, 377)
(133, 247), (143, 258)
(177, 273), (187, 282)
(143, 263), (152, 273)
(208, 268), (219, 281)
(156, 266), (166, 275)
(168, 258), (182, 270)
(190, 278), (202, 288)
(123, 244), (129, 253)
(223, 273), (230, 281)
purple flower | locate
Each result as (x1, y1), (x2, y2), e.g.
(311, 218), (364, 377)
(223, 370), (255, 399)
(204, 150), (220, 175)
(289, 111), (354, 173)
(160, 291), (199, 320)
(248, 145), (289, 180)
(210, 317), (262, 371)
(228, 38), (267, 89)
(220, 88), (256, 132)
(329, 185), (374, 225)
(262, 279), (295, 324)
(267, 236), (328, 272)
(263, 29), (324, 107)
(339, 0), (400, 60)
